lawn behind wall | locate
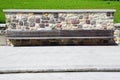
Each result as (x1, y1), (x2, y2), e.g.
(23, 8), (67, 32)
(0, 0), (120, 23)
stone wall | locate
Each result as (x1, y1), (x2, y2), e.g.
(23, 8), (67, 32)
(0, 35), (7, 46)
(4, 10), (115, 31)
(114, 23), (120, 44)
(3, 10), (116, 46)
(0, 24), (7, 46)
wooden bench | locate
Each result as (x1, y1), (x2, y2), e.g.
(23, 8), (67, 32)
(7, 30), (114, 39)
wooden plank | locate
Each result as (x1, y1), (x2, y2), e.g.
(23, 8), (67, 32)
(7, 37), (114, 39)
(60, 30), (114, 37)
(7, 30), (114, 38)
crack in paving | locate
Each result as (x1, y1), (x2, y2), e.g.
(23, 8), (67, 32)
(1, 68), (120, 74)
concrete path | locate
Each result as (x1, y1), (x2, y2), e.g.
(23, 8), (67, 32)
(0, 46), (120, 72)
(1, 72), (120, 80)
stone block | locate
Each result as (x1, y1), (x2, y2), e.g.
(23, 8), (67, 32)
(11, 22), (16, 29)
(71, 19), (79, 24)
(43, 12), (48, 16)
(91, 20), (96, 25)
(106, 12), (111, 16)
(55, 23), (62, 28)
(86, 20), (90, 24)
(59, 17), (65, 21)
(36, 17), (40, 23)
(41, 16), (50, 20)
(19, 21), (23, 26)
(42, 20), (48, 23)
(29, 17), (35, 23)
(39, 23), (45, 28)
(54, 13), (58, 18)
(24, 21), (29, 27)
(30, 22), (35, 27)
(79, 15), (83, 19)
(48, 19), (55, 23)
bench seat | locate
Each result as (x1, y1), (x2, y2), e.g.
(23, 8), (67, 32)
(7, 30), (114, 39)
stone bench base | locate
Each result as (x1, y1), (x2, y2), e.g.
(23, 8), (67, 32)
(8, 39), (116, 46)
(7, 30), (115, 46)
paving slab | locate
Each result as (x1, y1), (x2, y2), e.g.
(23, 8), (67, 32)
(0, 72), (120, 80)
(0, 46), (120, 72)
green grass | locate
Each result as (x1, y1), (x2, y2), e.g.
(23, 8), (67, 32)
(0, 0), (120, 23)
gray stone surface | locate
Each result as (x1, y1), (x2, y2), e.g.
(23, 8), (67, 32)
(114, 23), (120, 27)
(3, 9), (116, 13)
(0, 35), (7, 46)
(0, 46), (120, 72)
(0, 24), (6, 28)
(1, 72), (120, 80)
